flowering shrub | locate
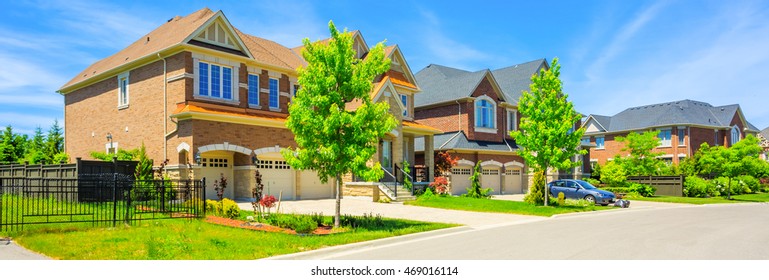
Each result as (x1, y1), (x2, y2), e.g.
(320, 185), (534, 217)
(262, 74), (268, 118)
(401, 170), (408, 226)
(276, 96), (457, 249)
(429, 176), (450, 196)
(260, 195), (277, 208)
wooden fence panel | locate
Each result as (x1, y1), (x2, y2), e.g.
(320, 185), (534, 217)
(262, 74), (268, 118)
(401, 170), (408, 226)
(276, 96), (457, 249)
(627, 175), (684, 197)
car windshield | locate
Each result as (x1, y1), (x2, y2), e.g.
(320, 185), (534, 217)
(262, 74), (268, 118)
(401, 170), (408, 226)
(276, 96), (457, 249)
(575, 180), (597, 190)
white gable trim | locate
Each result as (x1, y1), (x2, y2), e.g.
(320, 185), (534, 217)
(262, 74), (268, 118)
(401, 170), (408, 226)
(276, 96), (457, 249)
(183, 11), (253, 59)
(371, 78), (406, 112)
(176, 142), (191, 153)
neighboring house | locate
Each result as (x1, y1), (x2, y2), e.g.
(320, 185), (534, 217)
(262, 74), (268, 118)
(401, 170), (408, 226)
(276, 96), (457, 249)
(58, 8), (439, 201)
(413, 59), (560, 195)
(582, 99), (760, 169)
(759, 127), (769, 161)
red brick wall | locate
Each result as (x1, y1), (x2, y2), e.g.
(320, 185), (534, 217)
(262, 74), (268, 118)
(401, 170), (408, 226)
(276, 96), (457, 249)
(414, 102), (470, 135)
(65, 52), (189, 164)
(190, 119), (296, 155)
(468, 77), (506, 142)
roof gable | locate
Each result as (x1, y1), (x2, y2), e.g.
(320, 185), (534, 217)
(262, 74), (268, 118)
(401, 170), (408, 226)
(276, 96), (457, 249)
(60, 8), (217, 92)
(386, 45), (419, 91)
(491, 58), (548, 106)
(185, 12), (252, 58)
(414, 64), (486, 107)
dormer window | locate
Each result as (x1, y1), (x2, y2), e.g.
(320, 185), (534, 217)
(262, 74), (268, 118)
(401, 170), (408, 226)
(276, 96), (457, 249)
(474, 96), (496, 133)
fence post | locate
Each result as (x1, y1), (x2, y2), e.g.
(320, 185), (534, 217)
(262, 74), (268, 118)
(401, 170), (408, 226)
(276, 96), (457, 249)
(112, 173), (118, 227)
(201, 177), (206, 216)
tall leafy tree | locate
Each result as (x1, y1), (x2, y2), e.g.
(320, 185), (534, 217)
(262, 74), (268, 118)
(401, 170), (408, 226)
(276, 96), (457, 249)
(282, 21), (396, 227)
(614, 131), (665, 175)
(510, 58), (585, 206)
(699, 134), (764, 199)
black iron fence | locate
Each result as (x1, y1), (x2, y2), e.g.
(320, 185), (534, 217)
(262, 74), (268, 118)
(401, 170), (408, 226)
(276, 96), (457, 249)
(0, 175), (205, 232)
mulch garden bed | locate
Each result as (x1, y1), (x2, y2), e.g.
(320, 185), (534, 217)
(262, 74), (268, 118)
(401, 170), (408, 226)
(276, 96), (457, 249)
(204, 216), (337, 235)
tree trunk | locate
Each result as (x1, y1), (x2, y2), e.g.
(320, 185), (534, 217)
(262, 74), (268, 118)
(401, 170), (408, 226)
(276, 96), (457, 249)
(544, 168), (549, 206)
(727, 177), (731, 200)
(334, 174), (342, 228)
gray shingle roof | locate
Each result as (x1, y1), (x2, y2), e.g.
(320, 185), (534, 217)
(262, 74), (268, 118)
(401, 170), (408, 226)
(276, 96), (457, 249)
(414, 59), (547, 108)
(414, 131), (518, 152)
(761, 126), (769, 140)
(491, 59), (548, 105)
(586, 99), (759, 133)
(413, 65), (487, 107)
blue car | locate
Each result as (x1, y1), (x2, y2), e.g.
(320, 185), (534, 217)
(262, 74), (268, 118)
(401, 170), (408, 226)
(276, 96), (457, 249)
(547, 179), (616, 206)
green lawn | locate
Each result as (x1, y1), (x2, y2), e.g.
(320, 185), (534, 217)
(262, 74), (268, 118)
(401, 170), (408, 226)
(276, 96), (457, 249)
(628, 193), (769, 204)
(404, 196), (613, 216)
(9, 215), (454, 260)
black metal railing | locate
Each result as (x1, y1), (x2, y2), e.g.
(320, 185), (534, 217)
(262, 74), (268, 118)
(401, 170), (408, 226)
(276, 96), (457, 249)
(380, 165), (398, 198)
(0, 175), (204, 232)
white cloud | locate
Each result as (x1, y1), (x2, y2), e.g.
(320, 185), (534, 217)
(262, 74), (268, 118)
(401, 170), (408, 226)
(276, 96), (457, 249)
(227, 2), (327, 48)
(410, 9), (490, 70)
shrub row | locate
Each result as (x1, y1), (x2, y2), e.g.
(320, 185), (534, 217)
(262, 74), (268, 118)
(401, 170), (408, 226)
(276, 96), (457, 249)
(684, 175), (767, 197)
(205, 198), (240, 219)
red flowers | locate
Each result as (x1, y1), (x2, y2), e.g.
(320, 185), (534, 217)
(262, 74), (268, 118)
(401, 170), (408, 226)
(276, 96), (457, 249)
(259, 195), (277, 208)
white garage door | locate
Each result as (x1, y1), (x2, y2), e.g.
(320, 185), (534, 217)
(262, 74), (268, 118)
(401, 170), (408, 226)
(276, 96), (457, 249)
(200, 152), (234, 200)
(449, 166), (472, 195)
(504, 168), (523, 194)
(299, 170), (334, 199)
(256, 159), (295, 200)
(481, 168), (501, 194)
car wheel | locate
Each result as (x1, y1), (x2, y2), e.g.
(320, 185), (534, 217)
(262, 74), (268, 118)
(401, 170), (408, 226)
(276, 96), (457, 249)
(584, 195), (596, 204)
(600, 203), (608, 206)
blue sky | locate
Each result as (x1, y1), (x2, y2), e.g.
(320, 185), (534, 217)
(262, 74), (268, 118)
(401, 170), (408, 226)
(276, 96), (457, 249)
(2, 0), (769, 136)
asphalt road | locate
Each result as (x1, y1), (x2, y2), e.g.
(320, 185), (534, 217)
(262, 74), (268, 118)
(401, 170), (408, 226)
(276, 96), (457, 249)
(276, 202), (769, 260)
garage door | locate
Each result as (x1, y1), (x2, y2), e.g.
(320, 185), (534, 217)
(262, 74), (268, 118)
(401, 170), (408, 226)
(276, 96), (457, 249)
(481, 168), (501, 195)
(200, 152), (234, 200)
(504, 168), (523, 194)
(256, 159), (295, 200)
(299, 170), (334, 199)
(449, 166), (472, 195)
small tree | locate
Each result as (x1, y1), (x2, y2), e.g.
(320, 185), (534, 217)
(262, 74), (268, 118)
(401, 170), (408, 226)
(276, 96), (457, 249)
(23, 126), (47, 164)
(463, 161), (491, 198)
(510, 58), (585, 206)
(252, 170), (265, 220)
(700, 135), (764, 199)
(402, 160), (413, 191)
(214, 173), (227, 201)
(524, 170), (546, 205)
(45, 120), (64, 162)
(601, 160), (627, 188)
(282, 21), (395, 228)
(615, 131), (664, 175)
(435, 151), (458, 176)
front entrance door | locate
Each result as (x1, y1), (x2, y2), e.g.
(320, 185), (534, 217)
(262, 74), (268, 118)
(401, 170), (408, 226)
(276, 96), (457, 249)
(381, 140), (394, 182)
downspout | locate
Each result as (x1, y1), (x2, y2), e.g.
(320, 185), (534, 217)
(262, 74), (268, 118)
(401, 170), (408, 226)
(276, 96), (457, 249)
(158, 53), (168, 162)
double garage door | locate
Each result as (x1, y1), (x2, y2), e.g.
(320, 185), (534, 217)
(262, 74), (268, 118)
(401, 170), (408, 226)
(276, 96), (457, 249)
(256, 160), (334, 200)
(450, 164), (523, 195)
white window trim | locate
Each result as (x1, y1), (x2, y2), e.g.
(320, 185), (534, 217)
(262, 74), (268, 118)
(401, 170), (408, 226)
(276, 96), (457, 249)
(506, 109), (517, 132)
(247, 73), (260, 108)
(677, 127), (686, 147)
(731, 125), (741, 145)
(595, 136), (605, 150)
(194, 58), (239, 103)
(269, 78), (280, 110)
(474, 95), (497, 133)
(658, 128), (672, 148)
(117, 72), (129, 109)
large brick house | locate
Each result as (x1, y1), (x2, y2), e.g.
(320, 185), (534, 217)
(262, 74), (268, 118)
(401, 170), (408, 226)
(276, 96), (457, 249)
(583, 99), (760, 168)
(57, 8), (439, 201)
(412, 59), (553, 195)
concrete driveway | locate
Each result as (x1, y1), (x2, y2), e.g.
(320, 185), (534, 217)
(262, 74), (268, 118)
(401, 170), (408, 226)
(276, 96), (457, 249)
(237, 196), (546, 229)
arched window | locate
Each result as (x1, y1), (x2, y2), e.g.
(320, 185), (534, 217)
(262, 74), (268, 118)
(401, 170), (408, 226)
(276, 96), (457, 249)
(474, 96), (496, 129)
(731, 125), (741, 145)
